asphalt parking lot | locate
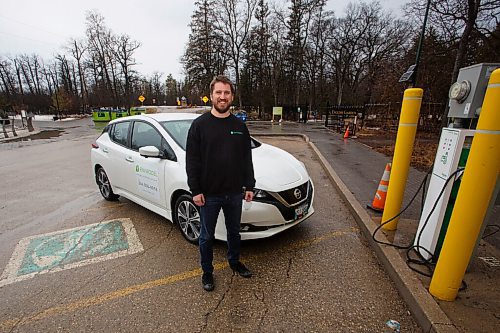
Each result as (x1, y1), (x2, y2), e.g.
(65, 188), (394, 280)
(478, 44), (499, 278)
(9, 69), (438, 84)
(0, 120), (422, 332)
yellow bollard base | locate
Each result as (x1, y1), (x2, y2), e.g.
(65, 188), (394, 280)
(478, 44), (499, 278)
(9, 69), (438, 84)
(382, 222), (398, 231)
(429, 285), (458, 302)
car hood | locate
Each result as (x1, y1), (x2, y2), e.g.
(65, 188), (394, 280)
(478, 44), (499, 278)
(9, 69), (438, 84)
(252, 143), (307, 190)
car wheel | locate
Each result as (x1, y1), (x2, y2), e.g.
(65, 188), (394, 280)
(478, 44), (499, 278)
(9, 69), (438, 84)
(174, 194), (201, 244)
(96, 167), (119, 201)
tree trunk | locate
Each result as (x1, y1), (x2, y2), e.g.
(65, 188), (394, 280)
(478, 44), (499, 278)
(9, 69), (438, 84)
(27, 117), (34, 132)
(2, 120), (8, 138)
(336, 78), (343, 106)
(10, 116), (17, 136)
(235, 63), (243, 108)
(440, 0), (479, 128)
(451, 0), (478, 85)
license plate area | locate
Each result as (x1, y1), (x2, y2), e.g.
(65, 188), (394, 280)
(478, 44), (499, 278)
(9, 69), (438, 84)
(294, 202), (308, 220)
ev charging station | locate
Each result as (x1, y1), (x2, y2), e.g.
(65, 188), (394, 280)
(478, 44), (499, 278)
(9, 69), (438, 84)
(414, 63), (500, 261)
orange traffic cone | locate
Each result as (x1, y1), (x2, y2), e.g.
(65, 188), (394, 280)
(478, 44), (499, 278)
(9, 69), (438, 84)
(343, 126), (349, 139)
(367, 163), (391, 212)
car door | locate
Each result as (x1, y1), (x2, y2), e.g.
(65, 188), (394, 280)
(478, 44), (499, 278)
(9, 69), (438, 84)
(105, 120), (132, 191)
(126, 120), (171, 209)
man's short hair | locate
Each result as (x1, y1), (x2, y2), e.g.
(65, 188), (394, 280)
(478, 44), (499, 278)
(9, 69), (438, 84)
(210, 75), (235, 95)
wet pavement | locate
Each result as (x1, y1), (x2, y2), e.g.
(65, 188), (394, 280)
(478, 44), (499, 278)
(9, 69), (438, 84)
(248, 120), (499, 333)
(0, 117), (98, 149)
(0, 118), (422, 332)
(0, 117), (498, 332)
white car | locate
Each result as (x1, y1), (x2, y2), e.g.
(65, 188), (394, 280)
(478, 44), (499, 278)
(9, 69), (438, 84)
(91, 113), (314, 243)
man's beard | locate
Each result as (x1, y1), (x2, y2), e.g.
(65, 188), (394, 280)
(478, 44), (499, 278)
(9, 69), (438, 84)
(214, 100), (231, 113)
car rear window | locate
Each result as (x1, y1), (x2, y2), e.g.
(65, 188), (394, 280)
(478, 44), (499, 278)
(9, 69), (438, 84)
(110, 121), (130, 146)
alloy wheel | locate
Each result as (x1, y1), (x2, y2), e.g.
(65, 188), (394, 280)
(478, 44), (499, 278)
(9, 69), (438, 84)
(177, 199), (201, 243)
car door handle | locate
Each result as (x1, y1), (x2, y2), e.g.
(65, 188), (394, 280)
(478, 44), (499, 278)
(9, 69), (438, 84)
(102, 148), (109, 153)
(125, 156), (134, 163)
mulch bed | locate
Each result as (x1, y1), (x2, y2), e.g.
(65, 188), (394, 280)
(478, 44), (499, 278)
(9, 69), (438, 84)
(355, 129), (439, 172)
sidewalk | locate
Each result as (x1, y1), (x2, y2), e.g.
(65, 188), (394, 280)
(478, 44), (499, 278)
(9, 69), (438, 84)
(0, 127), (41, 143)
(249, 121), (499, 333)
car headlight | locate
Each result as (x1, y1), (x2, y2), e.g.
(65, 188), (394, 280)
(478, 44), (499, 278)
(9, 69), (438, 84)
(253, 188), (271, 200)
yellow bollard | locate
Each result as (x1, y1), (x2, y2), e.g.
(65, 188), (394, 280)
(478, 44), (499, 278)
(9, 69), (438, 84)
(430, 69), (500, 301)
(382, 88), (423, 230)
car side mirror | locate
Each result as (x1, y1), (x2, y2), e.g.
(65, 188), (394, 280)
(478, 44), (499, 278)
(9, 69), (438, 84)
(139, 146), (161, 158)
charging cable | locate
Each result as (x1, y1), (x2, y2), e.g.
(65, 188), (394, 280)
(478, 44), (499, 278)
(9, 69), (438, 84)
(406, 168), (465, 277)
(371, 166), (433, 249)
(371, 166), (466, 281)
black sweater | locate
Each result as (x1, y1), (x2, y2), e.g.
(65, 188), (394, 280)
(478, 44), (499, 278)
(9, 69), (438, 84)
(185, 112), (255, 196)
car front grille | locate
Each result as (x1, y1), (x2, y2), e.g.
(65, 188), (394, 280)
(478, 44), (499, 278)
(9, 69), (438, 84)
(275, 181), (310, 207)
(275, 182), (313, 221)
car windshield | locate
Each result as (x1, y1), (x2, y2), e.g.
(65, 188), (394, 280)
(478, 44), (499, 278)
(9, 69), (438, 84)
(160, 119), (193, 150)
(160, 119), (261, 151)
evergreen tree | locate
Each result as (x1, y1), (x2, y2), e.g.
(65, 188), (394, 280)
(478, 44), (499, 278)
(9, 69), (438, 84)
(182, 0), (229, 98)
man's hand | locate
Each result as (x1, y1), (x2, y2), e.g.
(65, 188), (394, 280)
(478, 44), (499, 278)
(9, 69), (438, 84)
(193, 193), (205, 206)
(244, 191), (254, 202)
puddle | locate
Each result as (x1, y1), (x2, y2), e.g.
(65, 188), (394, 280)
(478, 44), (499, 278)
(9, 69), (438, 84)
(1, 130), (64, 143)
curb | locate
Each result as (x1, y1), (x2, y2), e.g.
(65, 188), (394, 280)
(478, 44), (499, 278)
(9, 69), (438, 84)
(0, 129), (41, 143)
(305, 138), (458, 333)
(253, 132), (310, 143)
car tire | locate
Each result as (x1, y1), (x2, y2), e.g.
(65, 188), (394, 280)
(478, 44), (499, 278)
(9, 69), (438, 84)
(174, 194), (201, 244)
(96, 167), (119, 201)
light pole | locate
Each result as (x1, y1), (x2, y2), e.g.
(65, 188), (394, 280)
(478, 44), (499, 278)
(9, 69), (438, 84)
(411, 0), (432, 87)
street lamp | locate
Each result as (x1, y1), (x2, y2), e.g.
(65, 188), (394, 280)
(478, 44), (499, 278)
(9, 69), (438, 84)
(399, 0), (431, 87)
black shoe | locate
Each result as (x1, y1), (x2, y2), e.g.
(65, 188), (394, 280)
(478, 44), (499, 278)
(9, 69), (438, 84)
(230, 262), (252, 278)
(202, 272), (214, 291)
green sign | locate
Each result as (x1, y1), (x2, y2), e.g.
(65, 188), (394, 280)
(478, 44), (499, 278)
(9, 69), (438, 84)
(272, 107), (283, 116)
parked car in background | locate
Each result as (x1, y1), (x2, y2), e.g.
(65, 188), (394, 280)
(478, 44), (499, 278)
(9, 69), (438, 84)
(91, 113), (314, 244)
(234, 110), (247, 122)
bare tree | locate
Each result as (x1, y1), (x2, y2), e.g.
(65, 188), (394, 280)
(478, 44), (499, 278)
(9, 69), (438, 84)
(324, 1), (409, 105)
(0, 57), (17, 96)
(405, 0), (500, 83)
(281, 0), (325, 106)
(325, 4), (368, 105)
(112, 34), (141, 107)
(85, 10), (115, 104)
(405, 0), (499, 126)
(12, 57), (25, 98)
(303, 6), (332, 112)
(267, 13), (288, 106)
(67, 38), (88, 112)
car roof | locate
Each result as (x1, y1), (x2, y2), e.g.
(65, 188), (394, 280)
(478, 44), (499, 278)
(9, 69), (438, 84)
(109, 113), (200, 125)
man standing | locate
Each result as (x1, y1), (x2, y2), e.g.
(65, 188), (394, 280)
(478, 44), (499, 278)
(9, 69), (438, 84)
(186, 75), (255, 292)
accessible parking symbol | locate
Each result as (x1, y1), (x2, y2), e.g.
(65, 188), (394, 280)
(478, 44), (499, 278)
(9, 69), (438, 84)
(0, 219), (143, 287)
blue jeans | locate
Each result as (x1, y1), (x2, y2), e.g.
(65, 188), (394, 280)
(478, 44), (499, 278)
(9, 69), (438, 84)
(199, 193), (243, 273)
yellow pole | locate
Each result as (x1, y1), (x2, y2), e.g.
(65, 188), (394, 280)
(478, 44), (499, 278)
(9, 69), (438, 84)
(430, 69), (500, 301)
(382, 88), (423, 230)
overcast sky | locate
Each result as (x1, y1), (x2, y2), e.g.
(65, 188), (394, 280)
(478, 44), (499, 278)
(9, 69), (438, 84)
(0, 0), (407, 81)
